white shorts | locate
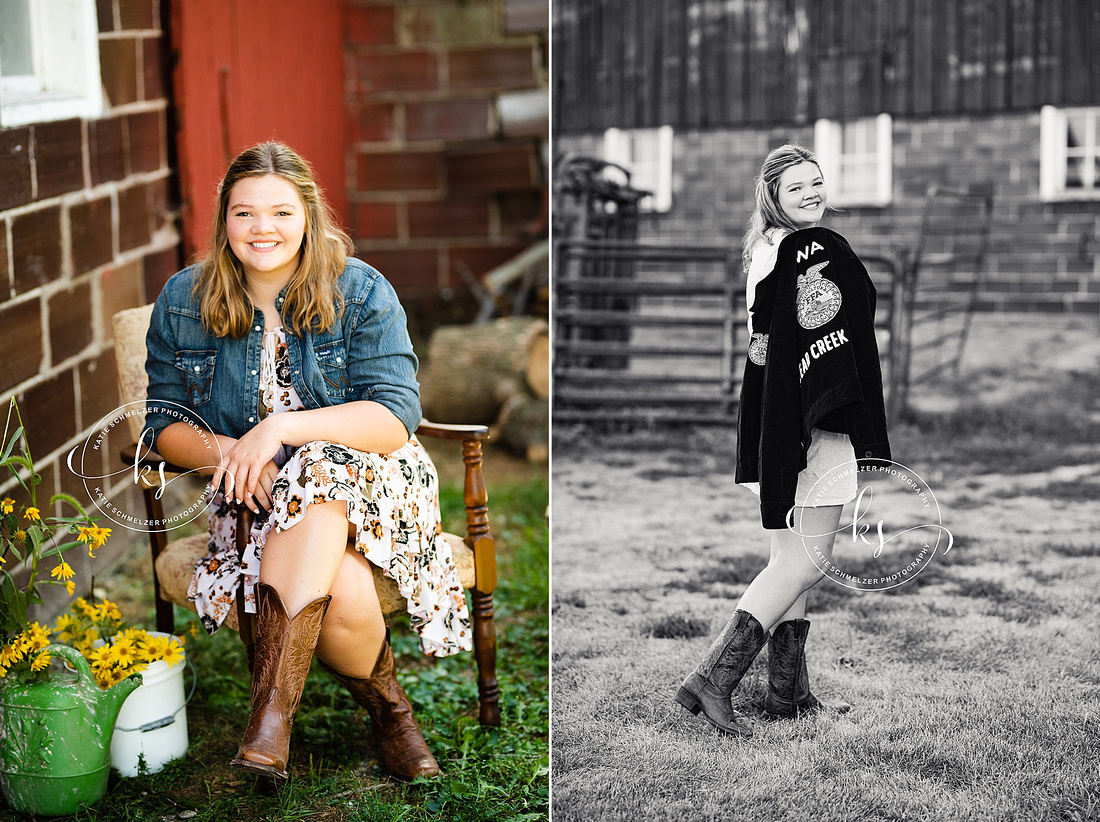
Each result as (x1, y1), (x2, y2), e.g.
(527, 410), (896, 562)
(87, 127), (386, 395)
(740, 428), (858, 508)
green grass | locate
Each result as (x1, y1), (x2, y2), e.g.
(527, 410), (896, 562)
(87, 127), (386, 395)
(1, 469), (548, 821)
(551, 366), (1100, 822)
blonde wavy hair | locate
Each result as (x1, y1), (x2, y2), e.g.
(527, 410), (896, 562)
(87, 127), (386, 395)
(741, 144), (823, 275)
(195, 141), (354, 338)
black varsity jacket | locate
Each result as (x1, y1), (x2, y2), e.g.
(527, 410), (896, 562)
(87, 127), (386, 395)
(735, 226), (891, 529)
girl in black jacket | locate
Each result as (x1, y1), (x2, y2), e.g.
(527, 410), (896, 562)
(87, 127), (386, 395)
(676, 144), (888, 736)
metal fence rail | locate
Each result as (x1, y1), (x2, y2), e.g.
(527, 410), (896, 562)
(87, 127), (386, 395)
(553, 240), (741, 425)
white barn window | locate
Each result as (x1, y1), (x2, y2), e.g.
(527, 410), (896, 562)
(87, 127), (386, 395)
(1040, 105), (1100, 201)
(603, 125), (674, 213)
(814, 114), (893, 207)
(0, 0), (103, 127)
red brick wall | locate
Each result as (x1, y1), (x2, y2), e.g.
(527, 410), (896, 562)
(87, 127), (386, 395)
(345, 0), (549, 324)
(0, 0), (180, 595)
(555, 112), (1100, 314)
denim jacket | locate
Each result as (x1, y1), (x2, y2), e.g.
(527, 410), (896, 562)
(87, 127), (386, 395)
(143, 258), (421, 453)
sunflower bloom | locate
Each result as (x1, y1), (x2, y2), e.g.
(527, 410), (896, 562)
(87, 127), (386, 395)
(65, 580), (75, 595)
(29, 652), (50, 672)
(13, 530), (25, 543)
(50, 561), (74, 581)
(0, 498), (13, 515)
(23, 507), (40, 522)
(161, 640), (185, 668)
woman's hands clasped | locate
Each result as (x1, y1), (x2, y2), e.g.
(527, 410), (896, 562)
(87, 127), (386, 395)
(210, 416), (288, 514)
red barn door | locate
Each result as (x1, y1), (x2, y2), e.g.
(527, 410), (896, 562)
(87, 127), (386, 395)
(170, 0), (347, 261)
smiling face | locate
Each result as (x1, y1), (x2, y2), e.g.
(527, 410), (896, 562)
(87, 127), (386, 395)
(225, 174), (307, 284)
(776, 161), (827, 227)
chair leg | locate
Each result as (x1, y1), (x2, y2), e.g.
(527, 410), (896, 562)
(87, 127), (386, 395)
(144, 487), (175, 635)
(471, 588), (500, 726)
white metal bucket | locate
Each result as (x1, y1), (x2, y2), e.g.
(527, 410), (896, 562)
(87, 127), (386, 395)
(109, 635), (190, 777)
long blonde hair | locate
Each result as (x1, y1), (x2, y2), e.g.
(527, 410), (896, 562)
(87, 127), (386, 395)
(195, 141), (354, 337)
(741, 144), (822, 275)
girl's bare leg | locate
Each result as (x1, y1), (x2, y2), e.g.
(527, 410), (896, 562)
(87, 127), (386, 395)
(734, 504), (844, 633)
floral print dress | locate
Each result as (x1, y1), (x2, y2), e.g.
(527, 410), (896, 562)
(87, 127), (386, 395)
(187, 328), (472, 657)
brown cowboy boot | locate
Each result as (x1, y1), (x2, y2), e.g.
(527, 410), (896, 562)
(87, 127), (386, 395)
(320, 633), (441, 781)
(230, 582), (331, 779)
(675, 610), (769, 737)
(762, 618), (851, 720)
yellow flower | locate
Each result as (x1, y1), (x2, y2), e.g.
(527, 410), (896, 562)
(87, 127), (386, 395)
(65, 580), (75, 595)
(23, 507), (40, 522)
(0, 498), (13, 515)
(29, 652), (50, 672)
(91, 526), (110, 548)
(99, 601), (122, 621)
(111, 636), (135, 667)
(50, 561), (74, 581)
(160, 640), (185, 668)
(13, 530), (25, 543)
(88, 645), (113, 672)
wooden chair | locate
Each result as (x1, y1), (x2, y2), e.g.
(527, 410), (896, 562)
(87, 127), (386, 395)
(110, 304), (500, 726)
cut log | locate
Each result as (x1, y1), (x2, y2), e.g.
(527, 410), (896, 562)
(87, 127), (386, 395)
(494, 393), (549, 462)
(421, 317), (549, 424)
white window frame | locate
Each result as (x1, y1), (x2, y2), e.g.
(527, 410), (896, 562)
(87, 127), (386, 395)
(1040, 105), (1100, 202)
(814, 113), (893, 207)
(602, 125), (674, 213)
(0, 0), (103, 128)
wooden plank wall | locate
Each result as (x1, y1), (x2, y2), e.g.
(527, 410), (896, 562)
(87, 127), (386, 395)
(553, 0), (1100, 133)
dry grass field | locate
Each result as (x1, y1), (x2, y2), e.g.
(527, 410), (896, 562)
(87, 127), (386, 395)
(550, 313), (1100, 822)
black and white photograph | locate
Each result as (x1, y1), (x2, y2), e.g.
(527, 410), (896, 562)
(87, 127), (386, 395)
(550, 1), (1100, 820)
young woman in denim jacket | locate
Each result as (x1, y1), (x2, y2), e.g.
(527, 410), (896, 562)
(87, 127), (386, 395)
(676, 145), (865, 736)
(144, 142), (470, 781)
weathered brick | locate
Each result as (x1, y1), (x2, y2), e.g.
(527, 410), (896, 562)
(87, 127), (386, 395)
(99, 38), (139, 107)
(70, 196), (115, 275)
(100, 261), (144, 338)
(127, 110), (162, 172)
(346, 5), (396, 45)
(498, 89), (548, 138)
(354, 203), (399, 239)
(449, 47), (537, 90)
(348, 102), (397, 143)
(409, 200), (491, 238)
(142, 247), (180, 300)
(358, 151), (440, 192)
(89, 117), (127, 185)
(447, 244), (526, 280)
(149, 176), (173, 234)
(504, 0), (548, 33)
(0, 226), (7, 298)
(21, 369), (76, 457)
(49, 281), (94, 363)
(499, 190), (544, 234)
(406, 98), (492, 142)
(142, 37), (166, 100)
(357, 52), (437, 93)
(33, 119), (85, 199)
(96, 0), (114, 32)
(0, 300), (43, 393)
(118, 184), (151, 252)
(12, 207), (63, 293)
(446, 145), (538, 193)
(402, 2), (496, 44)
(79, 349), (120, 433)
(118, 0), (154, 30)
(0, 127), (33, 211)
(357, 247), (440, 288)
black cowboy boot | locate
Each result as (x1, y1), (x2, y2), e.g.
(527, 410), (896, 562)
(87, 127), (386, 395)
(675, 610), (769, 737)
(762, 618), (851, 720)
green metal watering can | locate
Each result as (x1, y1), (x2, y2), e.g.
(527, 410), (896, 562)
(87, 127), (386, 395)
(0, 644), (141, 816)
